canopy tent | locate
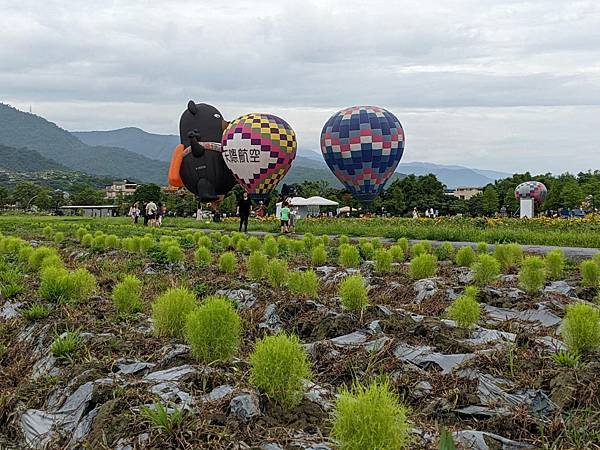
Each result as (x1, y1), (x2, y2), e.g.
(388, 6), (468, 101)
(276, 196), (339, 219)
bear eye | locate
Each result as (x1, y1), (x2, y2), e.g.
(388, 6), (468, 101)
(214, 113), (221, 119)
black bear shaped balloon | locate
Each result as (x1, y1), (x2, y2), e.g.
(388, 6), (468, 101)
(168, 101), (237, 204)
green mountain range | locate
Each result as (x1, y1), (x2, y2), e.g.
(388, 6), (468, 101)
(0, 103), (167, 184)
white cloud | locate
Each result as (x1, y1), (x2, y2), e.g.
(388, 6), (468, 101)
(1, 0), (599, 174)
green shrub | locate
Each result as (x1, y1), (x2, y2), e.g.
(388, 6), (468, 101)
(18, 246), (34, 265)
(436, 242), (454, 261)
(105, 234), (119, 249)
(339, 244), (361, 268)
(439, 427), (457, 450)
(288, 269), (319, 297)
(249, 333), (312, 409)
(267, 258), (288, 288)
(81, 233), (93, 248)
(303, 233), (316, 251)
(263, 237), (279, 258)
(389, 245), (404, 262)
(210, 231), (222, 242)
(545, 249), (566, 280)
(50, 331), (82, 360)
(320, 235), (330, 247)
(339, 235), (350, 245)
(311, 245), (328, 266)
(40, 254), (63, 270)
(374, 249), (393, 274)
(277, 235), (289, 254)
(494, 243), (523, 271)
(220, 235), (232, 250)
(43, 226), (53, 239)
(447, 287), (480, 328)
(247, 236), (262, 252)
(332, 379), (410, 450)
(165, 245), (184, 264)
(339, 274), (368, 312)
(219, 252), (236, 274)
(112, 275), (143, 316)
(38, 266), (71, 302)
(28, 247), (59, 271)
(410, 243), (427, 257)
(519, 256), (547, 293)
(94, 230), (104, 238)
(69, 269), (97, 302)
(472, 254), (500, 286)
(20, 303), (51, 321)
(359, 241), (375, 260)
(247, 251), (268, 280)
(151, 287), (197, 338)
(197, 235), (213, 250)
(76, 227), (87, 241)
(184, 296), (241, 362)
(194, 246), (212, 268)
(289, 239), (305, 256)
(455, 246), (476, 267)
(409, 254), (438, 280)
(560, 302), (600, 355)
(236, 238), (249, 253)
(0, 266), (24, 298)
(54, 232), (65, 244)
(420, 240), (433, 254)
(580, 260), (600, 287)
(397, 237), (409, 254)
(550, 350), (581, 368)
(91, 235), (106, 251)
(476, 242), (489, 254)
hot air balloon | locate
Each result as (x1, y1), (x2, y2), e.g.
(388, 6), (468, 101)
(515, 181), (547, 218)
(222, 113), (297, 201)
(514, 181), (547, 203)
(320, 106), (405, 204)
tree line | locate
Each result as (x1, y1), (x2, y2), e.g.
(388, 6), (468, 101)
(1, 170), (599, 217)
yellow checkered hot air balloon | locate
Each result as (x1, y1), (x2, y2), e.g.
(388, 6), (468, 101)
(221, 113), (297, 200)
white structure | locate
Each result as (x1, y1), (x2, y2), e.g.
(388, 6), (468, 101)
(105, 180), (138, 200)
(276, 196), (339, 219)
(520, 198), (534, 219)
(60, 205), (117, 217)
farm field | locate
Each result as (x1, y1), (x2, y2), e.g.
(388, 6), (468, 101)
(1, 216), (600, 449)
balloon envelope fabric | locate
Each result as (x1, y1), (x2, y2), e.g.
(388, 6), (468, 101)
(514, 181), (547, 203)
(320, 106), (405, 203)
(222, 113), (297, 200)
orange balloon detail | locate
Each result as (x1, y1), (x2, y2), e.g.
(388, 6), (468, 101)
(168, 144), (185, 188)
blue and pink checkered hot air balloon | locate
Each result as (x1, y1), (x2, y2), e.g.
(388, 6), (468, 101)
(320, 106), (405, 204)
(514, 181), (547, 204)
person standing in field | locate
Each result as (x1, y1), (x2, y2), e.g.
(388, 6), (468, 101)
(129, 202), (140, 224)
(237, 191), (253, 233)
(280, 201), (290, 233)
(412, 207), (419, 218)
(146, 200), (158, 227)
(288, 206), (297, 233)
(156, 202), (165, 227)
(256, 201), (266, 219)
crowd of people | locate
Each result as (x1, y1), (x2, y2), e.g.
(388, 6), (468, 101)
(127, 201), (166, 227)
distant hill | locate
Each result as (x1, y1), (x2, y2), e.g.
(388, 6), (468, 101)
(0, 144), (66, 172)
(73, 127), (179, 162)
(0, 104), (168, 184)
(299, 150), (509, 188)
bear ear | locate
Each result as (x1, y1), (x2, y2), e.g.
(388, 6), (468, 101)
(187, 100), (198, 115)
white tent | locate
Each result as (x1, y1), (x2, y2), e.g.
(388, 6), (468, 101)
(276, 196), (339, 219)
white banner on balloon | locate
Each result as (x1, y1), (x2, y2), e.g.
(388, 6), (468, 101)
(222, 134), (278, 185)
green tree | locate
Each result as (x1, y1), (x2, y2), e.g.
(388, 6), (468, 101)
(467, 192), (483, 216)
(0, 186), (9, 209)
(13, 182), (40, 208)
(482, 185), (499, 216)
(70, 183), (105, 205)
(34, 189), (52, 210)
(133, 184), (162, 204)
(560, 178), (584, 209)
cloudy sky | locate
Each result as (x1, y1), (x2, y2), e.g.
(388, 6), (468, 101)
(1, 0), (599, 174)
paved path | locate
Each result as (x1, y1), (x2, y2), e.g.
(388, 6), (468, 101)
(197, 228), (599, 260)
